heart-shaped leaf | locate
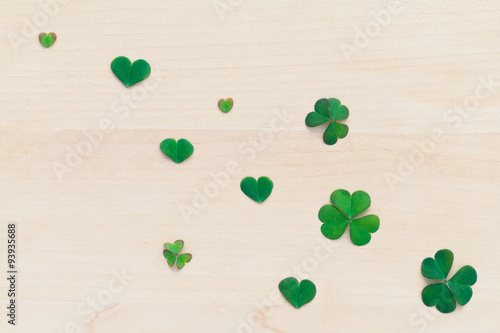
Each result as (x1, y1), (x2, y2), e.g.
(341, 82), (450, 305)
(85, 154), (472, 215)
(160, 138), (194, 163)
(421, 249), (453, 280)
(448, 266), (477, 306)
(176, 253), (193, 270)
(164, 240), (184, 254)
(111, 56), (151, 87)
(421, 249), (477, 313)
(305, 98), (349, 145)
(279, 277), (316, 309)
(39, 32), (56, 48)
(163, 250), (176, 267)
(319, 189), (379, 246)
(422, 283), (456, 314)
(218, 98), (234, 113)
(240, 176), (273, 203)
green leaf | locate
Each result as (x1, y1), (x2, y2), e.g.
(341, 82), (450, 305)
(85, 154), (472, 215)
(164, 240), (184, 254)
(314, 98), (330, 118)
(333, 122), (349, 139)
(448, 266), (477, 306)
(350, 190), (371, 218)
(39, 32), (56, 48)
(421, 250), (477, 312)
(218, 98), (234, 113)
(279, 277), (316, 309)
(320, 189), (379, 246)
(163, 250), (176, 267)
(421, 249), (454, 280)
(349, 215), (380, 246)
(305, 112), (330, 127)
(160, 138), (194, 163)
(240, 176), (273, 203)
(111, 56), (151, 87)
(176, 253), (192, 270)
(422, 283), (456, 314)
(305, 98), (349, 146)
(323, 122), (338, 145)
(318, 205), (349, 240)
(330, 189), (352, 217)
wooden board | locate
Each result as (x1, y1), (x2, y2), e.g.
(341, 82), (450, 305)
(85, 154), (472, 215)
(1, 1), (499, 332)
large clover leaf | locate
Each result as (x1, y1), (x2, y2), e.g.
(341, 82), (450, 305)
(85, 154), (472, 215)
(318, 189), (380, 246)
(421, 249), (477, 313)
(305, 98), (349, 145)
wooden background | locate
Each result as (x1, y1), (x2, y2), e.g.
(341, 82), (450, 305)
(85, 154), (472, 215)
(1, 1), (499, 332)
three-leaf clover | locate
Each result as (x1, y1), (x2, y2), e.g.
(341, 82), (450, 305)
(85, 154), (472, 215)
(421, 249), (477, 313)
(163, 240), (193, 270)
(279, 277), (316, 309)
(318, 189), (380, 246)
(305, 98), (349, 145)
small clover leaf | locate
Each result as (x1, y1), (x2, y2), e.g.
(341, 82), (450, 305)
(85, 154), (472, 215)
(240, 176), (273, 203)
(163, 240), (192, 270)
(305, 98), (349, 145)
(160, 138), (194, 163)
(318, 189), (380, 246)
(279, 277), (316, 309)
(421, 249), (477, 313)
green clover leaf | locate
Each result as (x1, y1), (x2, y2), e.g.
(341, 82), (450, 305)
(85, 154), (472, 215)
(111, 56), (151, 87)
(163, 240), (192, 270)
(279, 277), (316, 309)
(218, 98), (234, 113)
(39, 32), (56, 48)
(318, 189), (380, 246)
(305, 98), (349, 145)
(164, 240), (184, 254)
(240, 176), (273, 203)
(421, 249), (477, 313)
(160, 138), (194, 163)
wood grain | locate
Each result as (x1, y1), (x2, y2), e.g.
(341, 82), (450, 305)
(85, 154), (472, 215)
(1, 1), (499, 332)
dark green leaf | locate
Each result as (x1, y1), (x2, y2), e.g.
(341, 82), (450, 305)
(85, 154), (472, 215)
(323, 122), (338, 145)
(421, 249), (454, 280)
(111, 56), (151, 87)
(350, 190), (371, 218)
(333, 122), (349, 139)
(422, 283), (456, 314)
(448, 266), (477, 306)
(160, 138), (194, 163)
(279, 277), (316, 309)
(240, 176), (273, 203)
(305, 112), (330, 127)
(314, 98), (330, 118)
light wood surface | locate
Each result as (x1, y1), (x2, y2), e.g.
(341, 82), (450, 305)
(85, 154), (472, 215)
(1, 1), (499, 332)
